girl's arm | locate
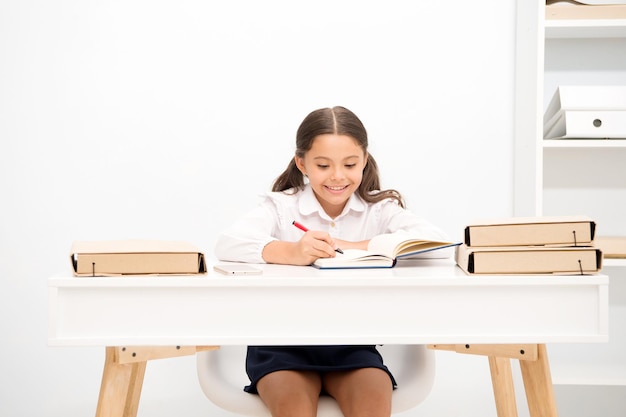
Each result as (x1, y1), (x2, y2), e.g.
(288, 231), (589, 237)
(216, 202), (342, 265)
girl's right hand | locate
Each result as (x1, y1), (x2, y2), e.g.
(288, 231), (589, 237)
(294, 230), (338, 264)
(261, 232), (337, 265)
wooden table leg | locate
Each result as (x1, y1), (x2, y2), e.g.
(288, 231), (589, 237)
(430, 343), (558, 417)
(489, 356), (518, 417)
(519, 344), (559, 417)
(95, 347), (146, 417)
(93, 346), (218, 417)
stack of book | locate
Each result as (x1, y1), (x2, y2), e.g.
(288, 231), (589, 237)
(543, 85), (626, 140)
(455, 216), (603, 275)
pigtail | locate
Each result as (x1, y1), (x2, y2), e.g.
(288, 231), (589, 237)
(272, 158), (305, 192)
(358, 154), (405, 208)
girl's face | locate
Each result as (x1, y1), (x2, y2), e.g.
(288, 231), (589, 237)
(295, 134), (367, 218)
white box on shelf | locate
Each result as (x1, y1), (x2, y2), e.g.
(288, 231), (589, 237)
(544, 85), (626, 126)
(544, 110), (626, 139)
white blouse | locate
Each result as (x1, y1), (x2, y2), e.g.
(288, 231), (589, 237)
(214, 184), (451, 263)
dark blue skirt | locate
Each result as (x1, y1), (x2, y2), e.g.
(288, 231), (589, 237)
(244, 345), (397, 394)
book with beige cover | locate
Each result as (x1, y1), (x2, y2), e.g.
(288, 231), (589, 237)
(463, 215), (595, 247)
(594, 236), (626, 259)
(70, 240), (207, 276)
(455, 244), (603, 275)
(546, 1), (626, 20)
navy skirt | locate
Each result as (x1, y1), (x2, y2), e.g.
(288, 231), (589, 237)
(244, 345), (397, 394)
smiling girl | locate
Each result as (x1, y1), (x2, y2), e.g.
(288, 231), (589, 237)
(214, 106), (449, 417)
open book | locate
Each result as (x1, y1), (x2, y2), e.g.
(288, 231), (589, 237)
(312, 233), (460, 269)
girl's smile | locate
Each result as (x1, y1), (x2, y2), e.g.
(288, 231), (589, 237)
(325, 185), (349, 192)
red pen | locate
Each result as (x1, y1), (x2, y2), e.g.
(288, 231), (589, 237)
(292, 221), (344, 254)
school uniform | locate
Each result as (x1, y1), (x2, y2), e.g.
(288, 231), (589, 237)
(215, 184), (450, 393)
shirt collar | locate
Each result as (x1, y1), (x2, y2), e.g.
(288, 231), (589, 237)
(299, 184), (367, 221)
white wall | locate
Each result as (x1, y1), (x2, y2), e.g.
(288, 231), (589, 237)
(0, 1), (519, 416)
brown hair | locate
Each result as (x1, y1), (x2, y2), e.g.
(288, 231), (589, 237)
(272, 106), (405, 208)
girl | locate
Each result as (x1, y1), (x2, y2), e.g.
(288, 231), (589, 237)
(215, 106), (450, 417)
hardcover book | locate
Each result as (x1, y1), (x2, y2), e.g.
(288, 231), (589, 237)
(594, 236), (626, 259)
(312, 233), (459, 269)
(463, 215), (596, 247)
(70, 240), (207, 276)
(455, 243), (602, 275)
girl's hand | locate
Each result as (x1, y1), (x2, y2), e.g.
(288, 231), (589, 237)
(295, 230), (338, 263)
(261, 232), (337, 265)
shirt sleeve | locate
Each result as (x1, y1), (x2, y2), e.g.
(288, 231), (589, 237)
(213, 201), (279, 264)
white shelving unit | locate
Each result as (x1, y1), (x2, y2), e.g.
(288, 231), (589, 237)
(543, 139), (626, 148)
(515, 2), (626, 415)
(545, 18), (626, 38)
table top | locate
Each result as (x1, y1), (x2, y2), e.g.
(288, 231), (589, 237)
(48, 259), (609, 346)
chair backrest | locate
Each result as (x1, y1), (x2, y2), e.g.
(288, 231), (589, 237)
(196, 344), (435, 417)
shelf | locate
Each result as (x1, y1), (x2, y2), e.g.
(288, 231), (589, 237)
(604, 259), (626, 268)
(543, 139), (626, 148)
(553, 385), (626, 417)
(549, 304), (626, 386)
(549, 268), (626, 386)
(516, 0), (626, 399)
(545, 19), (626, 38)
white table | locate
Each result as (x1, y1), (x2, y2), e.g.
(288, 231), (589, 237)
(48, 259), (609, 417)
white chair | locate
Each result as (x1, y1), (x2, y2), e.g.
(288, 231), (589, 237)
(197, 344), (435, 417)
